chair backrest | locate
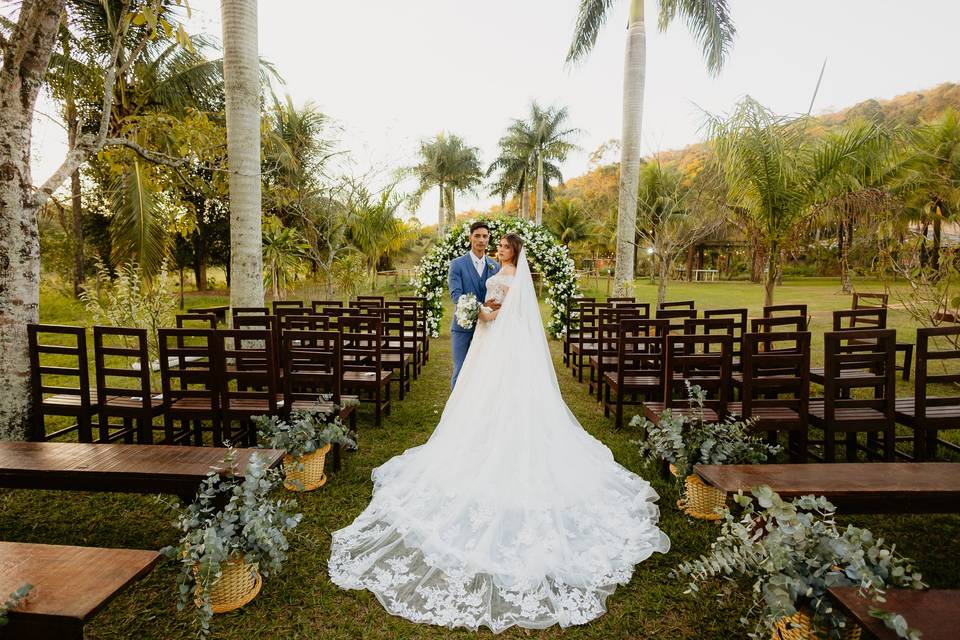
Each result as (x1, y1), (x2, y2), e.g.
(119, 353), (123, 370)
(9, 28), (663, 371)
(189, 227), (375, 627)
(763, 304), (809, 330)
(271, 300), (304, 314)
(598, 306), (643, 358)
(176, 313), (218, 329)
(821, 328), (896, 417)
(664, 333), (732, 412)
(656, 307), (698, 334)
(740, 331), (811, 417)
(340, 315), (382, 372)
(158, 328), (220, 405)
(833, 307), (887, 331)
(616, 318), (669, 392)
(310, 300), (344, 313)
(27, 324), (93, 440)
(704, 308), (747, 360)
(216, 328), (279, 415)
(658, 300), (695, 310)
(575, 301), (603, 345)
(282, 329), (342, 405)
(282, 313), (330, 331)
(231, 307), (269, 328)
(276, 306), (312, 328)
(232, 314), (281, 370)
(92, 326), (152, 410)
(683, 317), (734, 338)
(852, 292), (888, 310)
(357, 295), (386, 305)
(912, 326), (960, 417)
(606, 297), (636, 306)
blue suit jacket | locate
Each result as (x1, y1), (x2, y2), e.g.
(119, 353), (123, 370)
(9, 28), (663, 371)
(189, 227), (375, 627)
(449, 252), (500, 334)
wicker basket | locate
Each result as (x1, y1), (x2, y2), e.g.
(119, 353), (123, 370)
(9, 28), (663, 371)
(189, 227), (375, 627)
(678, 473), (726, 521)
(773, 609), (862, 640)
(282, 443), (331, 492)
(194, 557), (262, 614)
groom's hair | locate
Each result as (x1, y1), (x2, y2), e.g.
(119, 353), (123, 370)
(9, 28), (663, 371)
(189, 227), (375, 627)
(469, 221), (490, 235)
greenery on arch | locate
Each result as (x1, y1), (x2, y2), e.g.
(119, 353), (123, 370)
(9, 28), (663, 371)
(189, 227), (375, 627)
(414, 217), (580, 339)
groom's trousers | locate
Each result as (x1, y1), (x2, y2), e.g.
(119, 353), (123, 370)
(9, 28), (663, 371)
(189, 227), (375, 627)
(450, 330), (473, 389)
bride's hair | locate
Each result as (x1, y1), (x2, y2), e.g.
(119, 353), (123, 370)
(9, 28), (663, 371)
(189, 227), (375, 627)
(502, 233), (524, 265)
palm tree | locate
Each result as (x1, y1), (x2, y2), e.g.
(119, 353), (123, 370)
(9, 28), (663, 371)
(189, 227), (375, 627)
(815, 121), (894, 293)
(567, 0), (736, 294)
(489, 103), (578, 224)
(709, 97), (887, 306)
(222, 0), (264, 308)
(894, 108), (960, 272)
(487, 139), (532, 217)
(410, 133), (482, 232)
(262, 215), (309, 300)
(546, 198), (591, 246)
(347, 186), (418, 278)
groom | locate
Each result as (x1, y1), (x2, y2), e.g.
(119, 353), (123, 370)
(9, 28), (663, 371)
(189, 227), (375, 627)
(448, 221), (501, 388)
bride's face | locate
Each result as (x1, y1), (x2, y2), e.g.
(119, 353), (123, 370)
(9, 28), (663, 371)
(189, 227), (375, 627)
(496, 238), (514, 265)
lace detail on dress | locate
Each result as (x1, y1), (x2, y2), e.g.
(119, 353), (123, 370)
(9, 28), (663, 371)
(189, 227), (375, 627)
(328, 472), (667, 633)
(484, 273), (514, 305)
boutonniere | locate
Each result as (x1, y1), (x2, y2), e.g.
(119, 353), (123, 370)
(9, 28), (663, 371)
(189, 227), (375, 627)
(487, 259), (497, 269)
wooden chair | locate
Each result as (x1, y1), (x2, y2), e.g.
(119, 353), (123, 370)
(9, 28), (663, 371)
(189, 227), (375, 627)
(563, 297), (596, 368)
(386, 300), (422, 378)
(27, 324), (98, 443)
(895, 326), (960, 460)
(271, 300), (304, 314)
(604, 319), (668, 430)
(563, 296), (596, 365)
(808, 329), (897, 462)
(642, 333), (732, 425)
(357, 295), (386, 306)
(216, 328), (281, 447)
(377, 307), (413, 399)
(655, 307), (698, 334)
(400, 295), (430, 366)
(92, 326), (166, 444)
(340, 316), (392, 427)
(175, 313), (218, 329)
(572, 301), (603, 383)
(310, 300), (344, 313)
(317, 305), (364, 331)
(282, 313), (330, 331)
(763, 304), (809, 330)
(727, 331), (811, 461)
(606, 296), (636, 306)
(809, 309), (888, 385)
(232, 314), (282, 375)
(704, 308), (747, 369)
(853, 292), (914, 380)
(658, 300), (695, 310)
(158, 328), (221, 446)
(591, 305), (643, 401)
(231, 306), (269, 321)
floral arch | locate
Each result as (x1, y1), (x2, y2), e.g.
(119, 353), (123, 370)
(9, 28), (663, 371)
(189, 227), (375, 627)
(413, 217), (580, 339)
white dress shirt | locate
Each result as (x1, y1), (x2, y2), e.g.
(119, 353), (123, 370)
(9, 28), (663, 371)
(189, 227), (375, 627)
(470, 252), (486, 277)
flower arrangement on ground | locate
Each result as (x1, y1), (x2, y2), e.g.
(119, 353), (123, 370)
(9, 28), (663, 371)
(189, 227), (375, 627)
(674, 486), (926, 640)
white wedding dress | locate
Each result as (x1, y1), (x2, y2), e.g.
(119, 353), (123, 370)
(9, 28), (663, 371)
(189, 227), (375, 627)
(328, 250), (669, 633)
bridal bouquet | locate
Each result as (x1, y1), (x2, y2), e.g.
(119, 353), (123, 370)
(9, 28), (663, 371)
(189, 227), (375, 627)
(455, 293), (480, 329)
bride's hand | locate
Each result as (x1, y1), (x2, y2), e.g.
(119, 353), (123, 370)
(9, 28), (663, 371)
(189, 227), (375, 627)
(478, 307), (499, 322)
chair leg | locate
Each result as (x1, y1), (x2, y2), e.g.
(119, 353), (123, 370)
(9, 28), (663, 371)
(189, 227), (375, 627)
(845, 432), (858, 462)
(824, 426), (836, 462)
(78, 413), (93, 442)
(615, 392), (623, 431)
(926, 428), (938, 460)
(163, 415), (175, 444)
(98, 412), (110, 443)
(883, 426), (895, 462)
(374, 385), (382, 427)
(123, 416), (134, 443)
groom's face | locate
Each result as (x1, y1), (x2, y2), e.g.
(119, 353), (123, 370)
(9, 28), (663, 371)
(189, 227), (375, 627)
(470, 228), (490, 255)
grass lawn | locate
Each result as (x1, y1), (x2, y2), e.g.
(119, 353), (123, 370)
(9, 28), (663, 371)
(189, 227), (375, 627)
(2, 277), (958, 639)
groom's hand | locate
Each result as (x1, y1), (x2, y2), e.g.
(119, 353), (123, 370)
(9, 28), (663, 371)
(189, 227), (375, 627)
(486, 301), (502, 311)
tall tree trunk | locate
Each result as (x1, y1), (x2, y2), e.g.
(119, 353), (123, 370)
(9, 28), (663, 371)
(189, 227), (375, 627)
(444, 185), (456, 227)
(932, 213), (942, 272)
(535, 154), (544, 225)
(437, 183), (445, 232)
(764, 240), (780, 307)
(613, 0), (645, 296)
(520, 179), (529, 219)
(222, 0), (264, 309)
(838, 218), (852, 293)
(656, 257), (669, 307)
(0, 0), (65, 440)
(67, 101), (84, 297)
(918, 221), (929, 269)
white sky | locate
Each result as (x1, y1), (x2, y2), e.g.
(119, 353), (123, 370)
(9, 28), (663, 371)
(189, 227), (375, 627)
(29, 0), (960, 225)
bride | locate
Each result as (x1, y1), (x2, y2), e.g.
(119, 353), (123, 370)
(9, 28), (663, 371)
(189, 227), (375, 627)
(328, 233), (670, 633)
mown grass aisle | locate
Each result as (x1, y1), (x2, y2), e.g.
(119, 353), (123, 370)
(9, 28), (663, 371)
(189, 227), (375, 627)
(1, 324), (957, 639)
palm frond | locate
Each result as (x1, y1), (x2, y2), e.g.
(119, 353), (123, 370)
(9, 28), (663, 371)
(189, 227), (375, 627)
(566, 0), (617, 65)
(659, 0), (736, 75)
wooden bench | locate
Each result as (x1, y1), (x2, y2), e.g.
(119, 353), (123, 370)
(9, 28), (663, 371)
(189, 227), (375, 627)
(0, 541), (161, 640)
(828, 586), (960, 640)
(0, 442), (284, 502)
(694, 462), (960, 514)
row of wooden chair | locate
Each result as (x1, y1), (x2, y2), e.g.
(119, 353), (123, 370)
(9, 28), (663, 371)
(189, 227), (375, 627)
(562, 296), (958, 462)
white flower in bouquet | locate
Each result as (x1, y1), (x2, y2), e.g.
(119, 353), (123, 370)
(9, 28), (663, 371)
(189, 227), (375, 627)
(455, 293), (481, 330)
